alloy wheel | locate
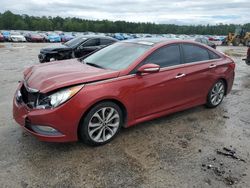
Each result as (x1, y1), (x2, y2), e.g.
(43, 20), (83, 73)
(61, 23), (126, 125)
(88, 107), (120, 143)
(210, 81), (225, 106)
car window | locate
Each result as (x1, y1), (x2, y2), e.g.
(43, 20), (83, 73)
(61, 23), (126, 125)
(83, 42), (150, 70)
(143, 45), (181, 68)
(84, 39), (100, 47)
(182, 44), (210, 63)
(64, 37), (87, 48)
(100, 39), (114, 45)
(208, 50), (221, 59)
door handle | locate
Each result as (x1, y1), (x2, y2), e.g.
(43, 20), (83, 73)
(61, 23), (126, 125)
(209, 64), (217, 68)
(175, 73), (186, 78)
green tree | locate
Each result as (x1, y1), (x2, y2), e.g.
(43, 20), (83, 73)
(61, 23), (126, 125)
(0, 10), (249, 35)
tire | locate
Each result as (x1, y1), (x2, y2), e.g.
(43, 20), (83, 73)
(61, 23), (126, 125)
(40, 56), (50, 63)
(232, 38), (240, 46)
(245, 39), (250, 46)
(79, 102), (123, 146)
(206, 80), (226, 108)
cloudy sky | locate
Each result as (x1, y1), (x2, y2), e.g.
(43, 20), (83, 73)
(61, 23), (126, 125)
(1, 0), (250, 25)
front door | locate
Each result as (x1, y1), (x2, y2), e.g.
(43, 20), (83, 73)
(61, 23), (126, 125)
(134, 44), (189, 119)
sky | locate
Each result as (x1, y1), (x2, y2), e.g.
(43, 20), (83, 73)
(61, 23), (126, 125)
(1, 0), (250, 25)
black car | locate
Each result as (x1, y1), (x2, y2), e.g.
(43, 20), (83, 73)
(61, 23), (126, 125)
(38, 36), (118, 63)
(194, 37), (216, 49)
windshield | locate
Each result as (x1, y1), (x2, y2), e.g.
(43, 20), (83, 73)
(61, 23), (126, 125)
(11, 32), (20, 35)
(83, 42), (150, 70)
(65, 37), (87, 48)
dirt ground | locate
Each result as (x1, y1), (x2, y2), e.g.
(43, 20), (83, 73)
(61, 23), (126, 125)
(0, 43), (250, 188)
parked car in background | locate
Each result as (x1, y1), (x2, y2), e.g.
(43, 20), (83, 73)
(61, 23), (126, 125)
(14, 38), (235, 145)
(25, 33), (45, 42)
(122, 33), (133, 40)
(37, 33), (48, 41)
(60, 33), (75, 42)
(46, 33), (61, 42)
(113, 33), (124, 40)
(0, 33), (4, 42)
(1, 31), (10, 41)
(9, 31), (26, 42)
(208, 36), (224, 46)
(38, 35), (117, 63)
(193, 37), (216, 49)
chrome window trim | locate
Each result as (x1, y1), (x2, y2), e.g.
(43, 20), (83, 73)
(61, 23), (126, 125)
(86, 58), (223, 86)
(159, 57), (223, 72)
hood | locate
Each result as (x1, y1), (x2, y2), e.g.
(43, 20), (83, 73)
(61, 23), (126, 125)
(10, 35), (24, 38)
(41, 43), (72, 52)
(23, 59), (119, 93)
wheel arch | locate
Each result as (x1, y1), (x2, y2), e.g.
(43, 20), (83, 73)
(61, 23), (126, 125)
(219, 78), (228, 95)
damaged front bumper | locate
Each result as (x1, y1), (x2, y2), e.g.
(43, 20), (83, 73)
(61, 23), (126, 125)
(12, 83), (81, 142)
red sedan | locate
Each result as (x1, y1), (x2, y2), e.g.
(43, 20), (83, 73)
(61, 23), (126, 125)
(0, 33), (4, 42)
(25, 33), (45, 42)
(13, 39), (235, 145)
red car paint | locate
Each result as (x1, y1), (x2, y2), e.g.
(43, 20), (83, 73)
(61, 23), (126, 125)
(13, 40), (235, 142)
(26, 34), (45, 42)
(0, 33), (4, 42)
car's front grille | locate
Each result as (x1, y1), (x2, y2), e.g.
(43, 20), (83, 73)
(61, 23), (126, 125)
(20, 84), (39, 108)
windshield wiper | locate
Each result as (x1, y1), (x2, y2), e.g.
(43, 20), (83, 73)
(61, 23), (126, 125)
(85, 62), (104, 69)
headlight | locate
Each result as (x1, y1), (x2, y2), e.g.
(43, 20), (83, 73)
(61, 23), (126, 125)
(37, 84), (84, 109)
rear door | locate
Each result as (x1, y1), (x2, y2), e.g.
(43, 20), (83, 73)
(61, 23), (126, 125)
(180, 43), (221, 103)
(134, 44), (190, 118)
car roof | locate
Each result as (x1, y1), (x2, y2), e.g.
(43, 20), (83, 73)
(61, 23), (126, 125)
(77, 35), (118, 41)
(121, 37), (198, 46)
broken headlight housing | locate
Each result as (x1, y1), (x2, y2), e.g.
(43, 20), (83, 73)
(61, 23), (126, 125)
(36, 84), (84, 109)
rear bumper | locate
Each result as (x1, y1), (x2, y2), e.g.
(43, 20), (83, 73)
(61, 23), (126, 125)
(226, 70), (234, 95)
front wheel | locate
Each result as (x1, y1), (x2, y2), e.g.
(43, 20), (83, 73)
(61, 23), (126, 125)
(206, 80), (226, 108)
(79, 102), (123, 146)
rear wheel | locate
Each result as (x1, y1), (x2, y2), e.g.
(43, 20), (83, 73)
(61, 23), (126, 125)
(206, 80), (226, 108)
(79, 102), (123, 146)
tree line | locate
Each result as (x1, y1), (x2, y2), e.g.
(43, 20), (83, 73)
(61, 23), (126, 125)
(0, 10), (250, 35)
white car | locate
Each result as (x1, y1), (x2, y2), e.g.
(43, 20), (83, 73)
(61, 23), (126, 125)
(9, 32), (26, 42)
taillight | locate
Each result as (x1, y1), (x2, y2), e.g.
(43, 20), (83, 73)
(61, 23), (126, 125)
(229, 61), (235, 70)
(247, 47), (250, 56)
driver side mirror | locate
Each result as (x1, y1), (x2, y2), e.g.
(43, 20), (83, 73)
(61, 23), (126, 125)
(137, 63), (160, 74)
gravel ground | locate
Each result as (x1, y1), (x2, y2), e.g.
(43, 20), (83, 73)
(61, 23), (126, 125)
(0, 43), (249, 188)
